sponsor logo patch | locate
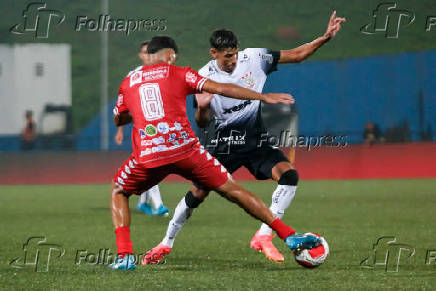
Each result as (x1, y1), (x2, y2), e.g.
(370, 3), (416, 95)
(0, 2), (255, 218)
(152, 145), (168, 153)
(173, 122), (182, 131)
(145, 125), (157, 136)
(152, 136), (165, 145)
(185, 71), (197, 84)
(180, 131), (188, 139)
(141, 140), (152, 146)
(130, 71), (142, 87)
(140, 148), (152, 157)
(167, 133), (177, 143)
(139, 129), (147, 139)
(143, 67), (169, 81)
(157, 122), (169, 134)
(261, 53), (273, 63)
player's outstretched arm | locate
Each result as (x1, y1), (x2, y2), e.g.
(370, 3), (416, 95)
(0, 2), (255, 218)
(278, 11), (346, 63)
(114, 112), (132, 126)
(202, 79), (294, 105)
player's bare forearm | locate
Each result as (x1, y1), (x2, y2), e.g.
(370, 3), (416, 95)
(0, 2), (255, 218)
(203, 80), (263, 101)
(195, 107), (211, 128)
(202, 80), (293, 104)
(114, 112), (132, 126)
(279, 35), (330, 63)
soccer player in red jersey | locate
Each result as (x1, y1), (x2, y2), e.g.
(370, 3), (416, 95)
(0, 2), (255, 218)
(114, 40), (170, 217)
(109, 36), (320, 270)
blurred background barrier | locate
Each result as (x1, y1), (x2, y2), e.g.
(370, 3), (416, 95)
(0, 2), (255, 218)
(1, 143), (435, 185)
(1, 0), (435, 184)
(0, 51), (434, 151)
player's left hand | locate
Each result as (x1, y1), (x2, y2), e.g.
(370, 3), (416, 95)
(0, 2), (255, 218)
(324, 11), (346, 39)
(114, 128), (124, 145)
(195, 92), (214, 109)
(261, 93), (295, 105)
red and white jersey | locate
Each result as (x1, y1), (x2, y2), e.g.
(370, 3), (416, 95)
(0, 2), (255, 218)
(114, 63), (208, 168)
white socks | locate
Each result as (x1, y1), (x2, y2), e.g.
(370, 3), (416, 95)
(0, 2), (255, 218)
(258, 185), (297, 236)
(161, 198), (193, 247)
(139, 185), (163, 209)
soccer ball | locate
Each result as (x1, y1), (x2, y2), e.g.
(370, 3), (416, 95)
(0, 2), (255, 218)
(293, 233), (329, 268)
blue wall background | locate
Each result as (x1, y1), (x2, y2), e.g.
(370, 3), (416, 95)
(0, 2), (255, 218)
(1, 51), (435, 151)
(265, 50), (436, 143)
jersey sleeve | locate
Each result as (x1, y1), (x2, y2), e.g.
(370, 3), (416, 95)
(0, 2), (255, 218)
(113, 85), (129, 116)
(184, 67), (208, 94)
(197, 64), (209, 78)
(246, 48), (280, 75)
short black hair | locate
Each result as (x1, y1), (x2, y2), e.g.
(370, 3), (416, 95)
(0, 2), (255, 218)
(140, 40), (150, 50)
(210, 29), (238, 50)
(147, 36), (178, 54)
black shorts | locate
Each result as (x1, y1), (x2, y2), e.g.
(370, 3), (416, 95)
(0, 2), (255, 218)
(212, 145), (289, 180)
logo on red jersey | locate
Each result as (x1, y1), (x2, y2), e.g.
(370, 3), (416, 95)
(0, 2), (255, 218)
(141, 140), (152, 146)
(140, 148), (152, 157)
(157, 122), (170, 134)
(143, 67), (169, 82)
(171, 122), (183, 131)
(145, 125), (157, 136)
(185, 71), (197, 84)
(152, 136), (165, 145)
(130, 71), (143, 87)
(130, 67), (170, 87)
(139, 129), (147, 139)
(117, 94), (124, 106)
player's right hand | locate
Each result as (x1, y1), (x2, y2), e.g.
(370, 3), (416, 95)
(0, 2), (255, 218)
(261, 93), (295, 105)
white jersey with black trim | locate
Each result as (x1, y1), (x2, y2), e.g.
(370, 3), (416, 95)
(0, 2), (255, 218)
(198, 48), (280, 151)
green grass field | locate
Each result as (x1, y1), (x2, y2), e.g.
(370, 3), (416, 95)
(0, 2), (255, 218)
(1, 180), (436, 290)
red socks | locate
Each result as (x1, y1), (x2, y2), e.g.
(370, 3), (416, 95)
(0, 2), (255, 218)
(115, 226), (133, 257)
(269, 218), (296, 240)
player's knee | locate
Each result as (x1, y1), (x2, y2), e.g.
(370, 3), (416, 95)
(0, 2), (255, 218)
(191, 185), (210, 199)
(111, 182), (130, 198)
(278, 169), (299, 186)
(185, 191), (204, 208)
(111, 182), (122, 195)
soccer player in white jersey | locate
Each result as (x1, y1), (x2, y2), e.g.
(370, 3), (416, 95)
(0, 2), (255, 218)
(114, 41), (169, 216)
(144, 11), (345, 264)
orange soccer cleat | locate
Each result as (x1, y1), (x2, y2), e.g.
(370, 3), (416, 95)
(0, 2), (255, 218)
(142, 243), (172, 265)
(250, 231), (284, 262)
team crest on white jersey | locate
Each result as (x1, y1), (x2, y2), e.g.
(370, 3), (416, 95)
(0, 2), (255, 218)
(241, 72), (255, 89)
